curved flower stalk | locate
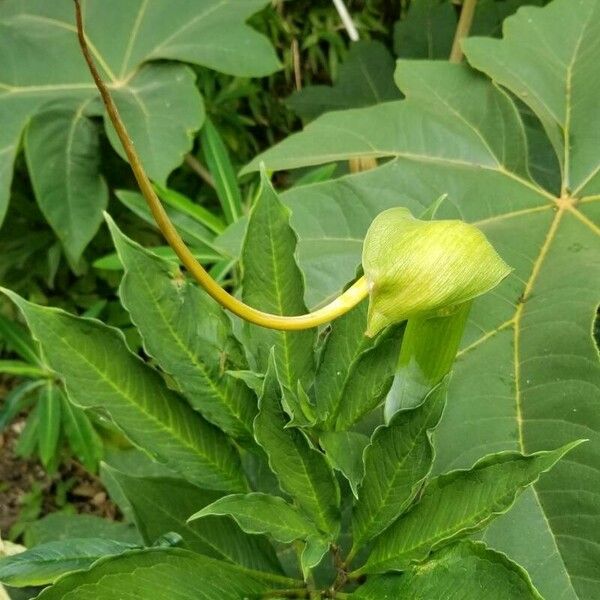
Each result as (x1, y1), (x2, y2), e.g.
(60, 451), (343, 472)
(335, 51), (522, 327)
(73, 0), (509, 334)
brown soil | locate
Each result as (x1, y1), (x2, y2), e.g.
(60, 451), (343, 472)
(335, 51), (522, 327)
(0, 378), (119, 540)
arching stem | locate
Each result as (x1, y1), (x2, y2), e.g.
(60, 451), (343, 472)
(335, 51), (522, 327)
(73, 0), (368, 331)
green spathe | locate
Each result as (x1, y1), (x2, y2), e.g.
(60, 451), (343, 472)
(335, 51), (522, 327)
(362, 208), (511, 336)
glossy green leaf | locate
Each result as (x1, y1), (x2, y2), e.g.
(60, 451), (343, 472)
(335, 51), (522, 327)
(364, 442), (581, 574)
(286, 41), (400, 121)
(0, 539), (138, 587)
(108, 217), (256, 438)
(319, 431), (369, 498)
(254, 45), (600, 597)
(24, 514), (140, 547)
(24, 105), (108, 266)
(352, 383), (446, 549)
(0, 0), (279, 232)
(254, 357), (340, 538)
(201, 117), (243, 224)
(189, 492), (321, 544)
(1, 289), (246, 492)
(352, 541), (542, 599)
(242, 173), (315, 390)
(35, 548), (298, 600)
(105, 470), (281, 573)
(37, 382), (62, 469)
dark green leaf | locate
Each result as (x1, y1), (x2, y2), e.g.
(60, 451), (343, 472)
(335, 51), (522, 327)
(0, 313), (40, 365)
(1, 289), (246, 492)
(353, 541), (542, 599)
(108, 217), (256, 438)
(37, 382), (62, 469)
(364, 442), (581, 573)
(254, 357), (340, 538)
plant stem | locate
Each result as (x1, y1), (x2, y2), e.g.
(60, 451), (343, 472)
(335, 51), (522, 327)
(72, 0), (369, 331)
(184, 154), (215, 188)
(449, 0), (478, 63)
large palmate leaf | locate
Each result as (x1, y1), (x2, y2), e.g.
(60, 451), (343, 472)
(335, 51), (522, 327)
(1, 289), (246, 493)
(36, 548), (298, 600)
(0, 0), (278, 260)
(106, 471), (281, 573)
(108, 217), (256, 439)
(352, 541), (542, 600)
(247, 4), (600, 594)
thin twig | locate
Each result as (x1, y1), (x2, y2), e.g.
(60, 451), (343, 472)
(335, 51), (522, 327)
(449, 0), (478, 63)
(291, 37), (302, 91)
(185, 154), (215, 187)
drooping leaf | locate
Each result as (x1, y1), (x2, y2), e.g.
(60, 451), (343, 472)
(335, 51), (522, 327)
(0, 313), (41, 365)
(286, 41), (401, 121)
(35, 548), (298, 600)
(0, 539), (139, 587)
(24, 513), (140, 547)
(254, 356), (340, 539)
(24, 104), (108, 266)
(363, 442), (580, 574)
(1, 289), (246, 493)
(319, 431), (369, 498)
(352, 541), (542, 599)
(0, 0), (279, 241)
(352, 383), (446, 550)
(105, 470), (281, 573)
(189, 492), (322, 545)
(242, 172), (315, 390)
(251, 43), (600, 597)
(108, 217), (256, 439)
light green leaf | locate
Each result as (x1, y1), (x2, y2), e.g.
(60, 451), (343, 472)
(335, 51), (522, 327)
(0, 0), (278, 229)
(1, 289), (246, 493)
(352, 383), (446, 549)
(24, 513), (140, 547)
(108, 217), (256, 438)
(0, 539), (138, 587)
(37, 382), (62, 469)
(301, 536), (329, 579)
(286, 41), (400, 121)
(189, 492), (321, 545)
(254, 49), (600, 598)
(363, 442), (581, 574)
(93, 246), (220, 271)
(201, 117), (243, 224)
(319, 431), (369, 498)
(105, 470), (281, 573)
(254, 356), (340, 538)
(24, 104), (108, 266)
(242, 172), (315, 390)
(353, 541), (542, 599)
(35, 548), (298, 600)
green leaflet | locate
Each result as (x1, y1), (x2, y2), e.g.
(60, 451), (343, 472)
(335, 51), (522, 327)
(241, 172), (315, 391)
(0, 0), (279, 235)
(35, 548), (298, 600)
(1, 289), (246, 493)
(0, 539), (139, 587)
(254, 356), (340, 539)
(189, 492), (321, 545)
(24, 105), (108, 266)
(363, 442), (582, 574)
(352, 541), (542, 599)
(0, 312), (41, 365)
(108, 217), (256, 439)
(351, 383), (446, 549)
(106, 470), (281, 573)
